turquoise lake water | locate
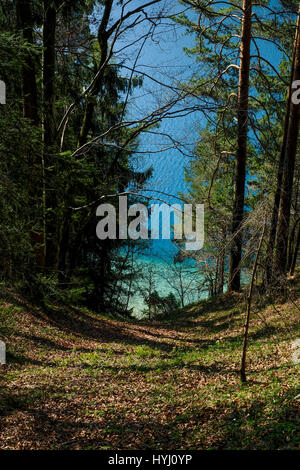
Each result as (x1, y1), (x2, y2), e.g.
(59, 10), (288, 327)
(128, 121), (207, 317)
(127, 253), (208, 319)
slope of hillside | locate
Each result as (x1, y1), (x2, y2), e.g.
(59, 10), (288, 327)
(0, 278), (299, 450)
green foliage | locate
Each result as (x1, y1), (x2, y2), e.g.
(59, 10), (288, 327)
(177, 0), (299, 294)
(0, 0), (151, 314)
(143, 291), (180, 319)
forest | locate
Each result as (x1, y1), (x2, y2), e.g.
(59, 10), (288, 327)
(0, 0), (299, 454)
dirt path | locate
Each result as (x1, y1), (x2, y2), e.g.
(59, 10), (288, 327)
(0, 291), (299, 450)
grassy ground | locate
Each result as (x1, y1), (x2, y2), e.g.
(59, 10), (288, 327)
(0, 277), (299, 450)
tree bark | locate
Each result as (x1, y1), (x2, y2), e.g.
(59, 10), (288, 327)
(265, 86), (294, 284)
(228, 0), (252, 292)
(16, 0), (45, 267)
(43, 0), (57, 148)
(16, 0), (39, 125)
(240, 219), (266, 383)
(274, 3), (300, 276)
(266, 9), (299, 285)
(287, 217), (299, 272)
(43, 0), (57, 268)
(78, 0), (113, 147)
(290, 225), (300, 275)
(218, 228), (226, 295)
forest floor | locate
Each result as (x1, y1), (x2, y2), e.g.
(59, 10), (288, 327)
(0, 276), (299, 450)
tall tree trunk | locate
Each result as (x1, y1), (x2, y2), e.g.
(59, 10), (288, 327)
(274, 3), (300, 276)
(16, 0), (39, 125)
(57, 210), (71, 287)
(16, 0), (45, 267)
(78, 0), (113, 147)
(290, 225), (300, 275)
(218, 228), (226, 295)
(265, 13), (299, 285)
(240, 219), (266, 383)
(287, 218), (299, 272)
(43, 0), (57, 148)
(265, 87), (294, 284)
(43, 0), (57, 268)
(228, 0), (252, 292)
